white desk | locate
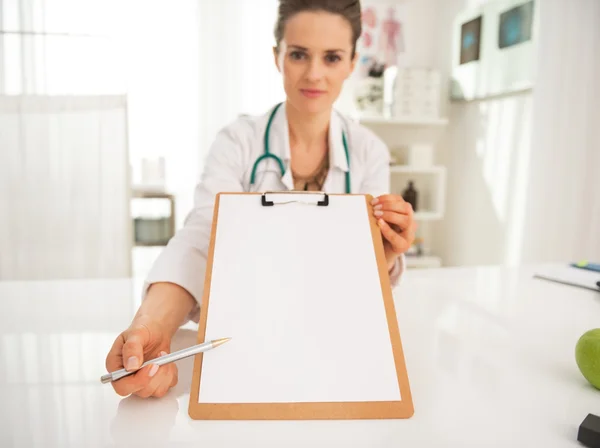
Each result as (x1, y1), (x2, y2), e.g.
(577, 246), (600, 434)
(0, 264), (598, 447)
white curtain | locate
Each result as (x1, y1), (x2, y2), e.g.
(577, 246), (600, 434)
(519, 0), (600, 263)
(0, 0), (132, 280)
(0, 0), (126, 95)
(0, 96), (131, 280)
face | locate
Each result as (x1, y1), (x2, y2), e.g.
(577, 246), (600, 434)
(274, 11), (357, 115)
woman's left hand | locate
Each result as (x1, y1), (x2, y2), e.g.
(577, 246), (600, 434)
(371, 195), (417, 269)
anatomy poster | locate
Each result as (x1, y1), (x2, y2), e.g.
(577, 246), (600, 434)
(357, 2), (407, 79)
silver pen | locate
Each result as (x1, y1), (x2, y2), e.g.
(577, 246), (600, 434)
(100, 337), (231, 384)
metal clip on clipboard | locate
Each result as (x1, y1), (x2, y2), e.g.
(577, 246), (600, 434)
(261, 191), (329, 207)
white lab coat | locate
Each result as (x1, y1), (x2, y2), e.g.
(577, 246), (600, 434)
(144, 102), (405, 322)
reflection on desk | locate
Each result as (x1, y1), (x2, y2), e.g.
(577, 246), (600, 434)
(0, 263), (598, 447)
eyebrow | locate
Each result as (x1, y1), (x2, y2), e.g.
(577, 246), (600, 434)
(288, 45), (347, 53)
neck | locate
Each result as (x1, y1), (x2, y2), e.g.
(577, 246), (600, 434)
(285, 100), (331, 151)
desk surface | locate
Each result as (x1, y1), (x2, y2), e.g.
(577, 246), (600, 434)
(1, 264), (599, 447)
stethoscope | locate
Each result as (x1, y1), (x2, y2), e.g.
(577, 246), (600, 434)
(249, 102), (351, 193)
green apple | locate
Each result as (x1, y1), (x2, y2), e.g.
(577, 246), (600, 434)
(576, 328), (600, 390)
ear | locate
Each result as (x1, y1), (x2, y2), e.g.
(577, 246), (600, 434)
(346, 53), (360, 79)
(348, 51), (359, 78)
(273, 46), (282, 72)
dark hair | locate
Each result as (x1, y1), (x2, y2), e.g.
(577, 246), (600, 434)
(274, 0), (362, 56)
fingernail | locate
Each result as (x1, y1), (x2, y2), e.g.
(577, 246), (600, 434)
(371, 198), (379, 205)
(374, 210), (383, 217)
(149, 364), (159, 377)
(126, 356), (139, 370)
(373, 204), (382, 210)
(159, 351), (168, 357)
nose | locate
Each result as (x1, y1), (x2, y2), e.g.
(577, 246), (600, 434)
(305, 58), (325, 83)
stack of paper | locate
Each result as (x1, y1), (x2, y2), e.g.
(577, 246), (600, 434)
(533, 265), (600, 292)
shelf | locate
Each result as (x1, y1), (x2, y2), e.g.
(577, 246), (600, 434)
(406, 255), (442, 269)
(359, 116), (449, 126)
(358, 116), (450, 148)
(390, 165), (446, 175)
(414, 211), (443, 221)
(391, 164), (446, 220)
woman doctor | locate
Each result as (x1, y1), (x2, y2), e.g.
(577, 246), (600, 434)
(105, 0), (417, 399)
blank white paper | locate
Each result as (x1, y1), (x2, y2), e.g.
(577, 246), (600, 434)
(198, 194), (401, 404)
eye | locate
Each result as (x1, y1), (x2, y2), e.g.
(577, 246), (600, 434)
(325, 53), (342, 64)
(289, 50), (306, 61)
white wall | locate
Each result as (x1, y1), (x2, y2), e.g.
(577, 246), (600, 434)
(196, 0), (284, 172)
(432, 0), (600, 267)
(434, 92), (533, 266)
(518, 0), (600, 263)
(120, 0), (200, 229)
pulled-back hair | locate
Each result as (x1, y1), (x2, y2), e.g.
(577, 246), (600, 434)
(274, 0), (362, 56)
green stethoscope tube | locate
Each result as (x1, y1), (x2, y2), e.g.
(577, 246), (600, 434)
(250, 103), (350, 193)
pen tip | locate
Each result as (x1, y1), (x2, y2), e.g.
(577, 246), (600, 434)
(212, 337), (232, 348)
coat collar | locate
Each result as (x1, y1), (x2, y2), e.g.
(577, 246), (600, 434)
(267, 102), (349, 190)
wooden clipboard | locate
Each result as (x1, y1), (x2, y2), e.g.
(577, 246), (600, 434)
(188, 192), (414, 420)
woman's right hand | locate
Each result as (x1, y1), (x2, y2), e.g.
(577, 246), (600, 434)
(105, 315), (178, 398)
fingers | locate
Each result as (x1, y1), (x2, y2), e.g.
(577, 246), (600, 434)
(105, 322), (175, 399)
(153, 364), (178, 398)
(106, 333), (126, 373)
(372, 194), (416, 234)
(106, 333), (142, 397)
(121, 325), (151, 372)
(373, 210), (410, 230)
(106, 325), (160, 398)
(170, 362), (179, 387)
(132, 352), (178, 399)
(372, 195), (413, 215)
(377, 218), (414, 254)
(111, 363), (158, 397)
(134, 364), (168, 398)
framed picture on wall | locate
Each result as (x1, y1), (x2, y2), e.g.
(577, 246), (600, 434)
(460, 16), (482, 65)
(498, 1), (534, 49)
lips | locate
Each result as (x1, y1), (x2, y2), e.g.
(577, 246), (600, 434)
(300, 89), (326, 99)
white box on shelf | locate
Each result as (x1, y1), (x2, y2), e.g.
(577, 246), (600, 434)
(393, 101), (440, 119)
(393, 108), (440, 121)
(407, 144), (434, 167)
(405, 255), (442, 269)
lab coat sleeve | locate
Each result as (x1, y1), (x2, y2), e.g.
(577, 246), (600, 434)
(142, 127), (246, 323)
(359, 134), (406, 287)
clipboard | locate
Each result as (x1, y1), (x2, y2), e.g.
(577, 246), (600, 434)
(188, 191), (414, 420)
